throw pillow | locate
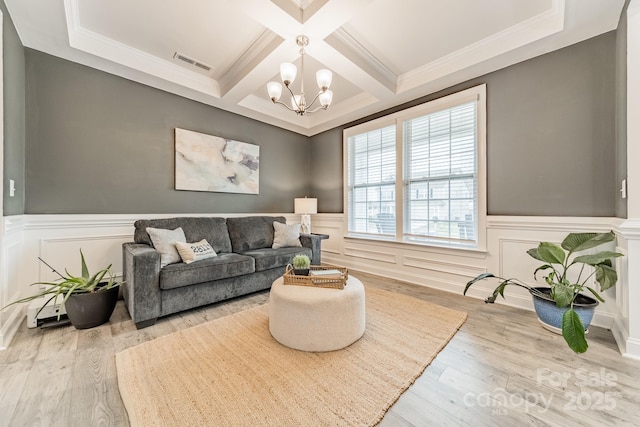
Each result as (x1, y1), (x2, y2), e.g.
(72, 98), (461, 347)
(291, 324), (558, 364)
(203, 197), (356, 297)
(272, 222), (302, 249)
(146, 227), (187, 268)
(175, 239), (217, 264)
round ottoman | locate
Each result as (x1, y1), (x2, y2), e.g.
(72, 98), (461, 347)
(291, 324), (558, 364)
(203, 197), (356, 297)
(269, 275), (366, 352)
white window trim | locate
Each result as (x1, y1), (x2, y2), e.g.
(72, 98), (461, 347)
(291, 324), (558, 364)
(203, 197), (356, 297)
(343, 84), (487, 252)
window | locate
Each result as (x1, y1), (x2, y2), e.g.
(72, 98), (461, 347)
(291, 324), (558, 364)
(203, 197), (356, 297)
(347, 125), (396, 236)
(345, 85), (486, 250)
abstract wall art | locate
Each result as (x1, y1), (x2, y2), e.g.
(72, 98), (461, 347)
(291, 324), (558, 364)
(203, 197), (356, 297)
(175, 128), (259, 194)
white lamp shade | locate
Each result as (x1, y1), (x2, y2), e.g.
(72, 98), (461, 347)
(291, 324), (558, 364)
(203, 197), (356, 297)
(294, 197), (318, 214)
(267, 82), (282, 101)
(319, 90), (333, 107)
(280, 62), (297, 85)
(291, 95), (302, 110)
(316, 69), (332, 89)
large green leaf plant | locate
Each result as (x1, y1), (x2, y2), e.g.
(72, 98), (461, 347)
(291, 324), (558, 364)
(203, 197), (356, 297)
(464, 231), (623, 353)
(2, 249), (122, 319)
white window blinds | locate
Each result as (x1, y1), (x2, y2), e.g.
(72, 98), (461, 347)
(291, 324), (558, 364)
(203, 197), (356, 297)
(403, 101), (477, 244)
(347, 125), (396, 236)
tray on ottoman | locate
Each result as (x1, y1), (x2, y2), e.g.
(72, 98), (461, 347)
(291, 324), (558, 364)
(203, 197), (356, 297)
(283, 265), (348, 289)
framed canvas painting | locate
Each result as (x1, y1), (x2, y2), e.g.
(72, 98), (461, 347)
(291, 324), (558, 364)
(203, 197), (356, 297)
(175, 128), (259, 194)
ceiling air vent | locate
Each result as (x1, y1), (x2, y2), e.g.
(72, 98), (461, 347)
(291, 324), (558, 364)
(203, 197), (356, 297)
(173, 52), (214, 73)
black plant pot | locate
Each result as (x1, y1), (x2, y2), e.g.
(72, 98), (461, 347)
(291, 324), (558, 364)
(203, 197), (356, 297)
(65, 285), (119, 329)
(293, 268), (309, 276)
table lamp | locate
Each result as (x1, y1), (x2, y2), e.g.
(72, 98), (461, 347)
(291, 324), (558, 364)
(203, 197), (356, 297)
(294, 197), (317, 234)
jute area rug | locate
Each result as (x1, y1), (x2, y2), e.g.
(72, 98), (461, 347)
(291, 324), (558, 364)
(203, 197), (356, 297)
(115, 287), (467, 426)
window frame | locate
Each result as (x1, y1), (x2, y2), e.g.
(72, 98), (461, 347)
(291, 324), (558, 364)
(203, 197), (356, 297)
(343, 84), (487, 251)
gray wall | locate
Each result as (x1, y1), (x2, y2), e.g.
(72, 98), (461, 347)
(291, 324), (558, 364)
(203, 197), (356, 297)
(310, 31), (618, 217)
(25, 49), (311, 214)
(309, 127), (342, 213)
(2, 1), (25, 215)
(615, 1), (629, 219)
(16, 29), (622, 217)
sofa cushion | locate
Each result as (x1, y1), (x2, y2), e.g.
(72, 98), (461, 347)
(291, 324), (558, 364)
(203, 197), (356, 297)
(146, 227), (187, 268)
(272, 221), (302, 249)
(227, 216), (286, 252)
(134, 217), (232, 253)
(159, 253), (255, 290)
(241, 247), (312, 272)
(175, 239), (217, 264)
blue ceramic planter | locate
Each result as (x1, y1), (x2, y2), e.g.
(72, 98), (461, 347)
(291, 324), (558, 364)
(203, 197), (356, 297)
(531, 287), (598, 334)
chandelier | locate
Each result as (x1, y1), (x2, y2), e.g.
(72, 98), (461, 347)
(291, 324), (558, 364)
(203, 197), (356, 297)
(266, 35), (333, 116)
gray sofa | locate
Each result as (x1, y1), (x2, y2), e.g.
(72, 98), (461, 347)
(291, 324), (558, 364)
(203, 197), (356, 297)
(122, 216), (321, 328)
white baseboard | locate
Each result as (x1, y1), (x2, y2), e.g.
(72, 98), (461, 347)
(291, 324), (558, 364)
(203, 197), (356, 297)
(0, 305), (23, 350)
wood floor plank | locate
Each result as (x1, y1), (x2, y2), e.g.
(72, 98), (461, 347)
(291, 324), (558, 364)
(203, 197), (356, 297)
(34, 320), (78, 361)
(2, 270), (640, 426)
(68, 345), (128, 426)
(0, 320), (44, 365)
(0, 359), (32, 426)
(8, 350), (75, 426)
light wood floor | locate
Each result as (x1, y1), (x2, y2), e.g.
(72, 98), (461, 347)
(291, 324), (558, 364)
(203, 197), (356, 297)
(1, 271), (639, 426)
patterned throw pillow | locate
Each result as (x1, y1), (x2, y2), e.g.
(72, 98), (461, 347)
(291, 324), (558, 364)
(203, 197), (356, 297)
(272, 222), (302, 249)
(146, 227), (187, 267)
(175, 239), (217, 264)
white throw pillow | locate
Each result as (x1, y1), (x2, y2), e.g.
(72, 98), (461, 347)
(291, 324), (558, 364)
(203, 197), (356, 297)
(272, 222), (302, 249)
(175, 239), (217, 264)
(146, 227), (187, 267)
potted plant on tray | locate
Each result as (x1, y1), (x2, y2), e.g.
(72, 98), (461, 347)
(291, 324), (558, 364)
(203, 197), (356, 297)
(464, 231), (623, 353)
(2, 249), (123, 329)
(292, 254), (311, 276)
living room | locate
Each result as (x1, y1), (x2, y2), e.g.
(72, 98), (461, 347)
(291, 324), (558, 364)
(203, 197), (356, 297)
(1, 0), (639, 425)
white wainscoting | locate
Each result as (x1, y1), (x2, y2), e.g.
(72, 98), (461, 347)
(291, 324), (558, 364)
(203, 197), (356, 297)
(1, 213), (637, 358)
(612, 219), (640, 359)
(0, 216), (26, 350)
(0, 213), (301, 349)
(314, 214), (637, 358)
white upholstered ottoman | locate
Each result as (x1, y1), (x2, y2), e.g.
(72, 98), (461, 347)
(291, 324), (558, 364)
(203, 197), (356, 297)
(269, 275), (366, 352)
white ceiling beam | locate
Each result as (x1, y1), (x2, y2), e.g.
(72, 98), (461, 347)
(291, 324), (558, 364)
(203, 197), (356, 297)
(230, 0), (304, 40)
(309, 40), (394, 100)
(324, 28), (397, 93)
(222, 0), (389, 106)
(218, 30), (284, 97)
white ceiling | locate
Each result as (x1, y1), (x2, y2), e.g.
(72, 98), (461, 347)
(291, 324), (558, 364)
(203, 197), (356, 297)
(4, 0), (625, 136)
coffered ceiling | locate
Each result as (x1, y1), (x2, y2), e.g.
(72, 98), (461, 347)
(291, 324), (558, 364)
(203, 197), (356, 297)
(5, 0), (624, 136)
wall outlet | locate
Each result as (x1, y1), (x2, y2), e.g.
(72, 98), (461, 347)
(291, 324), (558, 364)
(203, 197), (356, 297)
(9, 179), (15, 197)
(620, 179), (627, 199)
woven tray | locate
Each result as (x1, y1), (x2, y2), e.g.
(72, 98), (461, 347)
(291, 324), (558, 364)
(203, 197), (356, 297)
(283, 265), (348, 289)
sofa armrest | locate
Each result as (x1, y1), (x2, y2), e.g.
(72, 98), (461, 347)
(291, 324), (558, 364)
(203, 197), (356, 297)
(122, 242), (162, 327)
(299, 233), (322, 265)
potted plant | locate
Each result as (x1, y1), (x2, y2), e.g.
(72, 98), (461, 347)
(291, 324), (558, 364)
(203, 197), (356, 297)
(464, 231), (623, 353)
(2, 250), (123, 329)
(292, 254), (311, 276)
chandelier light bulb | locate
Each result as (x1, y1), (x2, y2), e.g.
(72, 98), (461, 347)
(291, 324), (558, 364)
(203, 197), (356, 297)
(316, 69), (332, 90)
(291, 95), (302, 110)
(319, 90), (333, 107)
(280, 63), (297, 86)
(267, 82), (283, 101)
